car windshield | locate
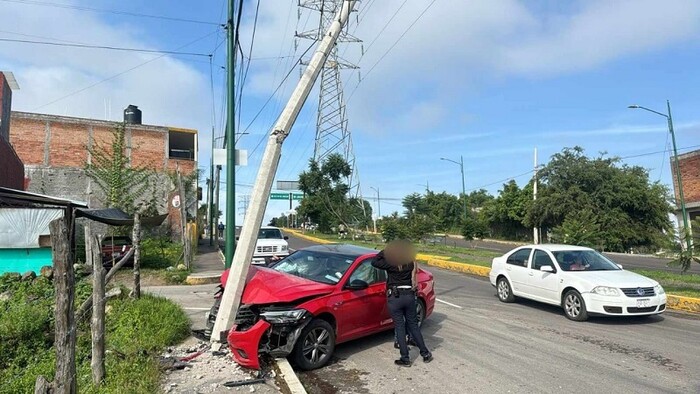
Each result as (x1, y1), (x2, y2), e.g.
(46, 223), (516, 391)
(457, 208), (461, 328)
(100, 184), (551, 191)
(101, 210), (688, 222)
(552, 250), (621, 272)
(258, 229), (283, 239)
(271, 250), (356, 285)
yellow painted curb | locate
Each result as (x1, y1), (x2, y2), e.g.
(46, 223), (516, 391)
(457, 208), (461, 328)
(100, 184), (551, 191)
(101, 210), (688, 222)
(184, 275), (221, 285)
(666, 295), (700, 313)
(285, 228), (700, 314)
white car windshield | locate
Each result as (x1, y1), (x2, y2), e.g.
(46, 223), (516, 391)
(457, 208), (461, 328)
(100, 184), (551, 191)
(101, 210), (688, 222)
(258, 229), (283, 239)
(271, 250), (355, 285)
(552, 250), (621, 272)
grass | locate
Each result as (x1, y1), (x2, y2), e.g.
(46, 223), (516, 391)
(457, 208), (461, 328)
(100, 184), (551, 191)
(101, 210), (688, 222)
(0, 275), (190, 393)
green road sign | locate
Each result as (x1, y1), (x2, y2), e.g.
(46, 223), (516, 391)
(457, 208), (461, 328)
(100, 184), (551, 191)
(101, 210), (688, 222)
(270, 192), (289, 200)
(292, 193), (304, 200)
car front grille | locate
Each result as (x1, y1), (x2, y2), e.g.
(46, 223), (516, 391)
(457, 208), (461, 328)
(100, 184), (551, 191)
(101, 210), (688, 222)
(620, 287), (655, 297)
(256, 245), (278, 253)
(234, 305), (258, 330)
(603, 306), (622, 314)
(627, 306), (657, 313)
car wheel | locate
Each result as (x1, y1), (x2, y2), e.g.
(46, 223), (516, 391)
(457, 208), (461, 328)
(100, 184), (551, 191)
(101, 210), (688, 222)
(563, 290), (588, 321)
(416, 298), (426, 327)
(292, 319), (336, 371)
(497, 277), (515, 303)
(204, 298), (221, 339)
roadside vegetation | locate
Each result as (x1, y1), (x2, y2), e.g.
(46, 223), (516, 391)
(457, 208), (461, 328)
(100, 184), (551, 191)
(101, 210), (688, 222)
(0, 273), (189, 393)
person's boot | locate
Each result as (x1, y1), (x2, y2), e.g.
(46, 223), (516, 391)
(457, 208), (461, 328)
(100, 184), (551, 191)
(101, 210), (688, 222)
(422, 354), (434, 363)
(394, 359), (411, 367)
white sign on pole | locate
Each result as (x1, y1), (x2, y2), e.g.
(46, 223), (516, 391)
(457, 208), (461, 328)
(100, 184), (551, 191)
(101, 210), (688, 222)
(213, 148), (248, 166)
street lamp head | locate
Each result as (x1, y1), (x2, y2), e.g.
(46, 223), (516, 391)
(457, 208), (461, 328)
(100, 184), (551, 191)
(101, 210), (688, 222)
(628, 105), (640, 109)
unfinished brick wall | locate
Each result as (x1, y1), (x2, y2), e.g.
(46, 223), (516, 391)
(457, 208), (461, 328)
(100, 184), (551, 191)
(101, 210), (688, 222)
(672, 149), (700, 205)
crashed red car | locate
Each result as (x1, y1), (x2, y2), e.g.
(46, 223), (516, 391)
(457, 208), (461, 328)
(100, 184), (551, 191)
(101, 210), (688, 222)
(208, 244), (435, 370)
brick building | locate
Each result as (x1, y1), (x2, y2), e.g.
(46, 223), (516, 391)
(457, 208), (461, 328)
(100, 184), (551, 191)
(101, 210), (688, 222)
(672, 149), (700, 230)
(0, 72), (25, 190)
(7, 107), (198, 238)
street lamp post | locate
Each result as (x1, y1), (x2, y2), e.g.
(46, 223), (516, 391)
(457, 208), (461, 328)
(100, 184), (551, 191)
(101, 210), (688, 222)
(629, 101), (691, 251)
(441, 155), (467, 222)
(370, 186), (380, 234)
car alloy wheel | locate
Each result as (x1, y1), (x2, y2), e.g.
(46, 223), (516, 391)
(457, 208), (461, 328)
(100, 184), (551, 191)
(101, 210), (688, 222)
(497, 277), (515, 303)
(563, 290), (588, 321)
(302, 327), (332, 365)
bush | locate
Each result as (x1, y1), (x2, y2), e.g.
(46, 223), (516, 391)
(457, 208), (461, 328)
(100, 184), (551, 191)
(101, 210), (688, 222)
(141, 237), (183, 269)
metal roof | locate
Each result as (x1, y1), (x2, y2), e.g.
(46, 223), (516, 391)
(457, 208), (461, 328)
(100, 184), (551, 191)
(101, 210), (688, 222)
(0, 187), (87, 208)
(1, 71), (19, 90)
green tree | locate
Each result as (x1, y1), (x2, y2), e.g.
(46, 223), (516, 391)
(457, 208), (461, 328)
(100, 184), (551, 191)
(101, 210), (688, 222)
(480, 180), (532, 240)
(85, 123), (153, 214)
(532, 147), (672, 252)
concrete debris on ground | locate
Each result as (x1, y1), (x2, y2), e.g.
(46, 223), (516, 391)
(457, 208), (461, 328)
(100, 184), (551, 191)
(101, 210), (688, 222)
(161, 337), (281, 394)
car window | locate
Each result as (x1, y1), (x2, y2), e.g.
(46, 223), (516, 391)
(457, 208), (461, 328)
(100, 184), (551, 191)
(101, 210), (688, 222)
(506, 248), (531, 267)
(258, 229), (283, 239)
(272, 250), (355, 284)
(348, 259), (384, 285)
(552, 250), (621, 272)
(533, 250), (555, 271)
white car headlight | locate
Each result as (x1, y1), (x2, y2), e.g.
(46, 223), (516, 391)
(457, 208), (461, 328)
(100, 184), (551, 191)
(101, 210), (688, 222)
(281, 245), (288, 251)
(259, 309), (307, 324)
(591, 286), (620, 296)
(654, 284), (665, 295)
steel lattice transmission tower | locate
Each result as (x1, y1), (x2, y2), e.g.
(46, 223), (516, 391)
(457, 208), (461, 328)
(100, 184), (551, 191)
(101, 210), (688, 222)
(297, 0), (363, 200)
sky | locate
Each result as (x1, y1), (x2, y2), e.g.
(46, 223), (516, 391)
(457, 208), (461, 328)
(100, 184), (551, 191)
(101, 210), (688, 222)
(2, 0), (700, 226)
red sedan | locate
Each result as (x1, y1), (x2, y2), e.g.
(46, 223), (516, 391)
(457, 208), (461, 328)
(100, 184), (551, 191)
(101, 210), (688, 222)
(216, 244), (436, 370)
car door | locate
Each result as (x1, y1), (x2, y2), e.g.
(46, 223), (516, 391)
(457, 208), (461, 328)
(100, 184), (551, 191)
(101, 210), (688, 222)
(528, 249), (560, 304)
(506, 248), (533, 296)
(335, 258), (387, 342)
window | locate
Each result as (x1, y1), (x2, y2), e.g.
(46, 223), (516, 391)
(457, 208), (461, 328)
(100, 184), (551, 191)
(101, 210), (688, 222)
(169, 129), (196, 160)
(506, 248), (531, 267)
(272, 250), (355, 284)
(348, 259), (385, 285)
(533, 250), (555, 271)
(552, 250), (621, 272)
(258, 228), (283, 239)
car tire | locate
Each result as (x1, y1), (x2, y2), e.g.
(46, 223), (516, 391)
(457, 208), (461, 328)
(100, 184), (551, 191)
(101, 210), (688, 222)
(292, 319), (336, 371)
(497, 277), (515, 303)
(416, 298), (426, 327)
(563, 290), (588, 321)
(204, 298), (221, 339)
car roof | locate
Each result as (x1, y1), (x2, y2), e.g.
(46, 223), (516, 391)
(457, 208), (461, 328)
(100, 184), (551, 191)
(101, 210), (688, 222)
(302, 243), (377, 257)
(516, 244), (593, 252)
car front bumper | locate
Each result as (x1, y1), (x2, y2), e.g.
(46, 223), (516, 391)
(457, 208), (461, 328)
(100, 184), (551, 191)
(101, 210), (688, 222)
(583, 292), (668, 316)
(227, 320), (271, 370)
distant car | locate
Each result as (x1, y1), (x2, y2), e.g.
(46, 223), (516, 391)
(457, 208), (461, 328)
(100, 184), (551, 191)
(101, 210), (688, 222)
(208, 244), (436, 370)
(489, 244), (667, 321)
(237, 226), (290, 265)
(101, 236), (133, 268)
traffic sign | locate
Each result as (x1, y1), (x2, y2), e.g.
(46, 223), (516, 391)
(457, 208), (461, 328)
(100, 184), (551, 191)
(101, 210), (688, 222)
(292, 193), (304, 200)
(270, 193), (289, 200)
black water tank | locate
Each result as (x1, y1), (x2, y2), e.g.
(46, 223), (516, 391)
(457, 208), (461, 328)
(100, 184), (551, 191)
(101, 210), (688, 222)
(124, 105), (142, 124)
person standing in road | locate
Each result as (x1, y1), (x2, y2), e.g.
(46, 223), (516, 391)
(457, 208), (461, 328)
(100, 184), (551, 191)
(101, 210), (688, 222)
(372, 240), (433, 366)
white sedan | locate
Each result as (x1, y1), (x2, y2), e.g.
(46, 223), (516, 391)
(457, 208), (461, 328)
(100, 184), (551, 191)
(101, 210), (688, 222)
(489, 244), (667, 321)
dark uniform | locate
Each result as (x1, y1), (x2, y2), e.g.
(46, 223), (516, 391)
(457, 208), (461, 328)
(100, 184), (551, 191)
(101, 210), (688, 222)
(372, 250), (433, 366)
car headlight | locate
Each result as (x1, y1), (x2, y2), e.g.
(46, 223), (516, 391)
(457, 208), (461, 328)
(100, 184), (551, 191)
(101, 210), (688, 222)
(591, 286), (620, 296)
(281, 245), (288, 251)
(259, 309), (307, 324)
(654, 284), (665, 295)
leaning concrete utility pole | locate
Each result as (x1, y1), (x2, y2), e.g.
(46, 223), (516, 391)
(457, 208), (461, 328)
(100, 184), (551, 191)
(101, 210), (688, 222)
(533, 148), (539, 245)
(211, 0), (358, 344)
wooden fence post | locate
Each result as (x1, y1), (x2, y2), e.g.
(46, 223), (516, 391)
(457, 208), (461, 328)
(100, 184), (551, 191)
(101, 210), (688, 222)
(50, 217), (76, 394)
(90, 234), (106, 385)
(132, 213), (141, 299)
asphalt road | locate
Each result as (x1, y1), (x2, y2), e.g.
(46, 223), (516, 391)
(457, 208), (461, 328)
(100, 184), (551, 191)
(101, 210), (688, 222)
(287, 236), (700, 394)
(441, 237), (699, 274)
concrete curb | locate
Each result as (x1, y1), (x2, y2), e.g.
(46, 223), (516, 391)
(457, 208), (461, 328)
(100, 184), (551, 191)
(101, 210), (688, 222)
(184, 274), (221, 285)
(284, 229), (700, 314)
(275, 358), (307, 394)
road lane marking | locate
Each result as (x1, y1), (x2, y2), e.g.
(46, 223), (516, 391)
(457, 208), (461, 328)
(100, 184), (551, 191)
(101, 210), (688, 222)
(436, 298), (463, 309)
(183, 307), (211, 311)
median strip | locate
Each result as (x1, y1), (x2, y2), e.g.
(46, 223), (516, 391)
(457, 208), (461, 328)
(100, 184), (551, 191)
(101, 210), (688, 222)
(284, 228), (700, 314)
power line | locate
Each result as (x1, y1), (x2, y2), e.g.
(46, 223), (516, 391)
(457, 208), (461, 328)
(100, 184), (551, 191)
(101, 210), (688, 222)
(347, 0), (438, 102)
(0, 37), (212, 57)
(32, 29), (220, 111)
(0, 0), (221, 26)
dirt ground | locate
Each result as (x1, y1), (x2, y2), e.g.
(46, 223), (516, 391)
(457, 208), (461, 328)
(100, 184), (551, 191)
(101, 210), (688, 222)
(111, 269), (170, 287)
(161, 337), (282, 394)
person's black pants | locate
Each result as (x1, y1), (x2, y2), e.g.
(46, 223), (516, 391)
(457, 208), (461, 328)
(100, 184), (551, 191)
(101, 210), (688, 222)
(388, 290), (430, 361)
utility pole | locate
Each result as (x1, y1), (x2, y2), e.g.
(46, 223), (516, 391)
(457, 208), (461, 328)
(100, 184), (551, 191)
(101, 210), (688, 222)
(441, 155), (467, 221)
(370, 186), (381, 218)
(224, 0), (240, 268)
(211, 0), (358, 344)
(209, 125), (215, 246)
(533, 148), (539, 245)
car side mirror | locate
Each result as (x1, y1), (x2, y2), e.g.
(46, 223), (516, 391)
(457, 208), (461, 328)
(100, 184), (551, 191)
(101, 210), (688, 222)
(345, 279), (369, 290)
(235, 236), (239, 241)
(540, 265), (555, 273)
(616, 264), (623, 270)
(284, 236), (289, 240)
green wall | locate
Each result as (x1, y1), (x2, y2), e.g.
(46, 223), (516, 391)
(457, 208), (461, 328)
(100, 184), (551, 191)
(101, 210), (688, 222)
(0, 248), (53, 275)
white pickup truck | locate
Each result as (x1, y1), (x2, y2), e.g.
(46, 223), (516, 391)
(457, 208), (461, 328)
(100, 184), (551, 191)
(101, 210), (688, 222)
(251, 226), (290, 264)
